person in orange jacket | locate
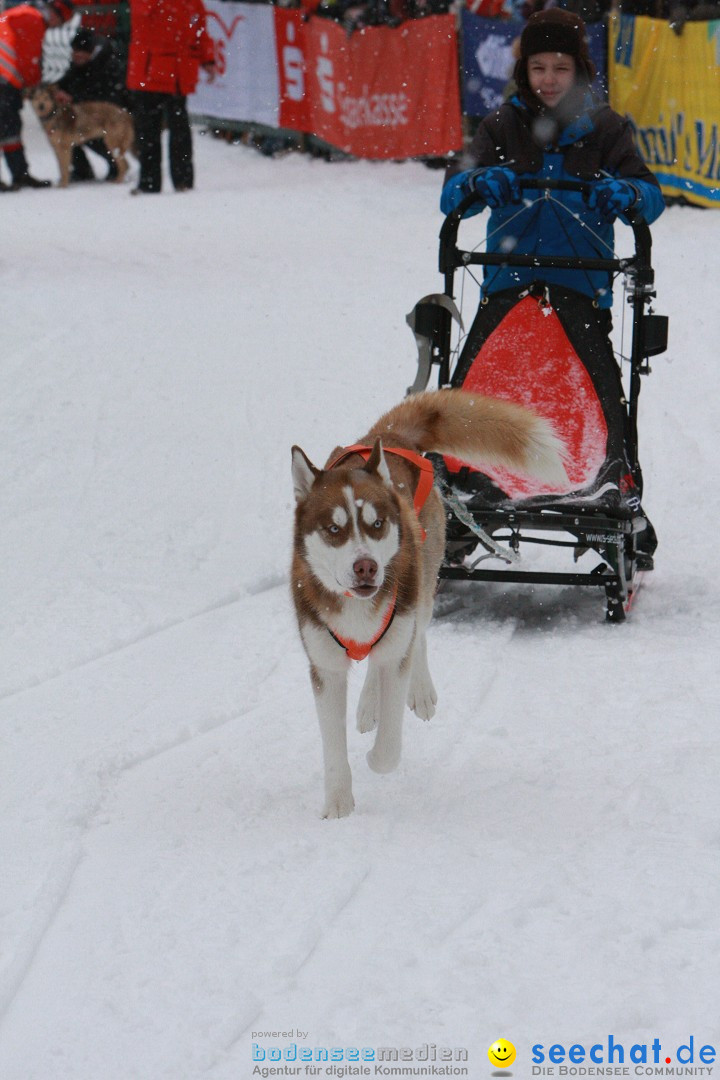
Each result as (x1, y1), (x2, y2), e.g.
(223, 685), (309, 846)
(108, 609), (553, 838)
(126, 0), (216, 194)
(0, 0), (74, 190)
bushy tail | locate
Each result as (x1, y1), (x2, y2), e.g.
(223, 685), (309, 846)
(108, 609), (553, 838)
(367, 389), (569, 488)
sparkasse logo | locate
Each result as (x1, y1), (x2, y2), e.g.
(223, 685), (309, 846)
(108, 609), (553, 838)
(531, 1036), (716, 1076)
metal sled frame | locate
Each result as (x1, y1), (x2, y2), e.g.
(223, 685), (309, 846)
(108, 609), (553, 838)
(410, 179), (668, 621)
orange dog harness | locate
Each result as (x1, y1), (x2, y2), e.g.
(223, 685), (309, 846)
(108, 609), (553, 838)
(326, 444), (435, 520)
(327, 584), (399, 662)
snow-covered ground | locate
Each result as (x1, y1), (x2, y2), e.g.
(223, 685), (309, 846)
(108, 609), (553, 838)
(2, 108), (719, 1080)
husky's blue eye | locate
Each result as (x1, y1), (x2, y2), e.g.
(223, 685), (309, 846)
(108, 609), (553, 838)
(373, 519), (384, 529)
(327, 524), (340, 534)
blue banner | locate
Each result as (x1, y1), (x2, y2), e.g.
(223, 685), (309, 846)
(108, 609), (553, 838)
(461, 13), (608, 117)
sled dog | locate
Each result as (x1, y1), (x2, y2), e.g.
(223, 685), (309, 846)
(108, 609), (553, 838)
(291, 389), (567, 818)
(29, 85), (135, 187)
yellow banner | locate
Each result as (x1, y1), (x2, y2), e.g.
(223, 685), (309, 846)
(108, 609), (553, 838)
(609, 14), (720, 208)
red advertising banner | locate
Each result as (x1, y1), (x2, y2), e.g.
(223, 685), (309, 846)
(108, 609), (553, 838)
(302, 15), (463, 159)
(193, 5), (463, 158)
(275, 8), (310, 135)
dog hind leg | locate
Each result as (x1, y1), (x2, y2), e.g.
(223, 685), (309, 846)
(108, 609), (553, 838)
(106, 128), (129, 181)
(313, 667), (354, 818)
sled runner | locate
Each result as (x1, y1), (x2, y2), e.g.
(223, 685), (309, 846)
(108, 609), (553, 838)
(407, 179), (668, 621)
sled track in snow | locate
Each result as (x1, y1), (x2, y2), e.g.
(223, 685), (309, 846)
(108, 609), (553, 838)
(0, 591), (250, 703)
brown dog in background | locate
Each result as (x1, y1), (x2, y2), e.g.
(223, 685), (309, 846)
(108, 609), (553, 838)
(29, 84), (135, 188)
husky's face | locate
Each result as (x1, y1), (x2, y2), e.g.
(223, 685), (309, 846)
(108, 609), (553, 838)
(292, 443), (401, 599)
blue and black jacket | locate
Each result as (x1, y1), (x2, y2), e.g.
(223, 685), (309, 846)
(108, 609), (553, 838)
(440, 93), (665, 309)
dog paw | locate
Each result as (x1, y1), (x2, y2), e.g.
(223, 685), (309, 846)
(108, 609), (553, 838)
(366, 745), (400, 774)
(322, 788), (355, 819)
(407, 675), (437, 721)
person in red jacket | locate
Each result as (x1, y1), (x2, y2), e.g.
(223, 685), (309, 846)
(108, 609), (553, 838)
(126, 0), (216, 194)
(0, 0), (74, 191)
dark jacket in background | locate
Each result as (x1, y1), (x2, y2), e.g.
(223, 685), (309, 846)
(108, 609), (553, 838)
(57, 40), (130, 108)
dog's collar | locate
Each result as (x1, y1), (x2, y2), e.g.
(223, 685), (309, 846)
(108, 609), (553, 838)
(326, 444), (435, 523)
(327, 584), (398, 662)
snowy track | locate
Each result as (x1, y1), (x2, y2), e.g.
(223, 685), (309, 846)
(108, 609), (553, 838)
(1, 107), (719, 1078)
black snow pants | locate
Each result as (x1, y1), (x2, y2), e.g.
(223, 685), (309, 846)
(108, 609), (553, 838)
(132, 90), (193, 193)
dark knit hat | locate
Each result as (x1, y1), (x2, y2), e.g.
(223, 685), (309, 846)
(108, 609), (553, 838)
(521, 8), (594, 67)
(48, 0), (74, 22)
(514, 8), (595, 97)
(71, 27), (96, 52)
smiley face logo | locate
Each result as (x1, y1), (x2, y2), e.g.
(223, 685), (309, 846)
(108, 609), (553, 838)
(488, 1039), (516, 1069)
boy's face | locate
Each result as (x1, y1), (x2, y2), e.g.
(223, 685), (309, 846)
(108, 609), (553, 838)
(527, 52), (576, 108)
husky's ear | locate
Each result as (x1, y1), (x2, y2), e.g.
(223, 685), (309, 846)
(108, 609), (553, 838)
(291, 445), (320, 502)
(364, 437), (392, 486)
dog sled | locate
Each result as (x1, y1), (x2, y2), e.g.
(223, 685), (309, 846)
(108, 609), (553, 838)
(407, 178), (668, 622)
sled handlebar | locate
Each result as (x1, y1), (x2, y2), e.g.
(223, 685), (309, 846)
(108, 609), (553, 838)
(439, 177), (653, 281)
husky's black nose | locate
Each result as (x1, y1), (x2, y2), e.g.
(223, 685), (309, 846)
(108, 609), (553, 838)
(353, 557), (378, 583)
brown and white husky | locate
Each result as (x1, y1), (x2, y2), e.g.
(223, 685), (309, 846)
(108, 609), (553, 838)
(291, 389), (567, 818)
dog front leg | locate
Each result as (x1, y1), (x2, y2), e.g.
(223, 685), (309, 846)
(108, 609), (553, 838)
(366, 660), (411, 775)
(56, 142), (71, 187)
(406, 599), (437, 721)
(312, 666), (354, 819)
(356, 666), (380, 733)
(114, 153), (128, 183)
